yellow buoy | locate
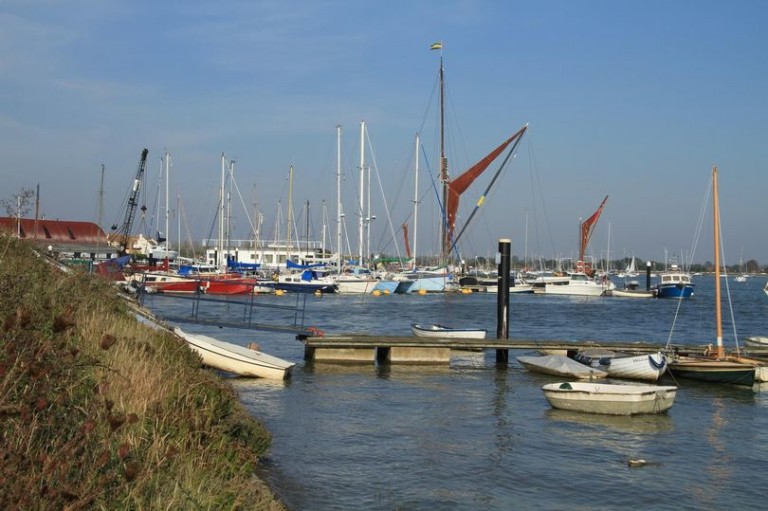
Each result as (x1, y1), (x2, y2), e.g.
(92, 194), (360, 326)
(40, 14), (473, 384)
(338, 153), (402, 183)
(372, 290), (381, 296)
(314, 290), (322, 296)
(383, 289), (390, 295)
(275, 289), (285, 296)
(418, 288), (427, 295)
(462, 288), (472, 294)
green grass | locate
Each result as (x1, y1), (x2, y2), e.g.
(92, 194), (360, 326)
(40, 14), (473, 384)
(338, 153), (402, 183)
(0, 234), (286, 510)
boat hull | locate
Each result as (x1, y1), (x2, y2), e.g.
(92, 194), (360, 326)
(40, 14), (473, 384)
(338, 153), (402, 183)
(541, 382), (677, 415)
(656, 283), (694, 299)
(411, 324), (487, 339)
(517, 355), (607, 379)
(667, 357), (755, 386)
(174, 327), (295, 379)
(595, 352), (668, 381)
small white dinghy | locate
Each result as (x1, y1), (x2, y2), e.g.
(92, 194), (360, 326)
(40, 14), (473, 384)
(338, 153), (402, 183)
(541, 382), (677, 415)
(174, 327), (295, 380)
(411, 323), (487, 339)
(517, 355), (607, 379)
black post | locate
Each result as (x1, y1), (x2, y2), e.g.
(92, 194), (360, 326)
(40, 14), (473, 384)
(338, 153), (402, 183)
(496, 238), (511, 363)
(645, 261), (652, 291)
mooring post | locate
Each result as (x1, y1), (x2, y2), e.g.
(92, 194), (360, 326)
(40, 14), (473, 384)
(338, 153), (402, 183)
(645, 261), (652, 291)
(496, 238), (511, 363)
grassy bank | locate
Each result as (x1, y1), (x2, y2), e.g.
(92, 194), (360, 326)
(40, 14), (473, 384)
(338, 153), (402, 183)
(0, 235), (286, 510)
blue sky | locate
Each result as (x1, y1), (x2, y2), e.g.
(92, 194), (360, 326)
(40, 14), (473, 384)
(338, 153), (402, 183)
(2, 0), (767, 265)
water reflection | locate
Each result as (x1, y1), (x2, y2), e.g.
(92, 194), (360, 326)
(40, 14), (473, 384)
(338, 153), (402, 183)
(545, 407), (674, 435)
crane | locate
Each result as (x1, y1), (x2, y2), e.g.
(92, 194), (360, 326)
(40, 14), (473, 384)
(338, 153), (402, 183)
(112, 148), (149, 256)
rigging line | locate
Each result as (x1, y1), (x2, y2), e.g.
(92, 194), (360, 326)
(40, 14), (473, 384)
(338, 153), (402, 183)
(420, 142), (450, 259)
(365, 126), (404, 264)
(228, 173), (258, 241)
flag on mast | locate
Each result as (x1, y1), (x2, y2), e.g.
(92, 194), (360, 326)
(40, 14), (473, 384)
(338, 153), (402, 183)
(430, 41), (442, 50)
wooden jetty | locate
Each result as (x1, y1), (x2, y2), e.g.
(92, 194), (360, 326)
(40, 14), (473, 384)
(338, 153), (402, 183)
(299, 334), (768, 365)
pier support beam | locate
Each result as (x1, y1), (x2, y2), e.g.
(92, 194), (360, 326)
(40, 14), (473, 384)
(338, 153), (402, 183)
(386, 347), (451, 364)
(496, 238), (511, 364)
(306, 346), (376, 363)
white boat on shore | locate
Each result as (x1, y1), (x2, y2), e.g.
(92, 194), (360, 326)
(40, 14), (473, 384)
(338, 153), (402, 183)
(174, 327), (295, 379)
(517, 355), (607, 379)
(411, 323), (487, 339)
(541, 382), (677, 415)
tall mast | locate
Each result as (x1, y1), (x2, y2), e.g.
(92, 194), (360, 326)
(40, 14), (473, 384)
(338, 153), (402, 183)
(439, 49), (449, 259)
(287, 165), (294, 266)
(97, 164), (105, 232)
(413, 133), (420, 269)
(218, 153), (225, 268)
(164, 151), (170, 250)
(336, 125), (342, 274)
(358, 120), (365, 265)
(713, 165), (723, 358)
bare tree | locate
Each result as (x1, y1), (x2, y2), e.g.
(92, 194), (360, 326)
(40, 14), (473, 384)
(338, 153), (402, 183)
(1, 187), (35, 218)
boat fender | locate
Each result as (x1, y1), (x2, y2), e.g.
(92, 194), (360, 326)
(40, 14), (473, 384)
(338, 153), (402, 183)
(627, 459), (647, 468)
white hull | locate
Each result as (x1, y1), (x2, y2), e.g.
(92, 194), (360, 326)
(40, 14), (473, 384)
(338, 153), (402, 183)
(517, 355), (607, 379)
(541, 382), (677, 415)
(174, 327), (295, 379)
(610, 288), (655, 298)
(542, 272), (614, 297)
(745, 336), (768, 348)
(411, 323), (487, 339)
(599, 352), (668, 381)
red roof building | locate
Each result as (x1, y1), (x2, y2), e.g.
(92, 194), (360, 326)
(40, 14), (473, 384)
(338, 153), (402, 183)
(0, 217), (117, 258)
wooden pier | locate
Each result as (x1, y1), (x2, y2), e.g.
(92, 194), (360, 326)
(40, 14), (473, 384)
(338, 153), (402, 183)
(300, 334), (757, 365)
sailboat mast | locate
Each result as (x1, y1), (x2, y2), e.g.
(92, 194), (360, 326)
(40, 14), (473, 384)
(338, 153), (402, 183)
(359, 121), (365, 265)
(287, 165), (294, 266)
(413, 133), (420, 270)
(336, 125), (342, 274)
(438, 50), (449, 258)
(164, 151), (171, 250)
(713, 165), (723, 358)
(218, 153), (225, 268)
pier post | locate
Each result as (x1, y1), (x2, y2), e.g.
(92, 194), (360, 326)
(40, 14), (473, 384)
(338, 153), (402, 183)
(646, 261), (652, 291)
(496, 239), (510, 363)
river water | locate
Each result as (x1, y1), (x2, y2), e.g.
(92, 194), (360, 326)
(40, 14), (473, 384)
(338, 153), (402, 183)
(143, 275), (768, 510)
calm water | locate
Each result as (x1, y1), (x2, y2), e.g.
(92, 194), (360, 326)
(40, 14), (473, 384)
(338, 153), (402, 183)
(143, 276), (768, 511)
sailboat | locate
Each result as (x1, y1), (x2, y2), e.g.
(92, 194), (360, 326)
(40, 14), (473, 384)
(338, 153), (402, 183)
(542, 197), (616, 296)
(666, 166), (755, 386)
(397, 42), (527, 293)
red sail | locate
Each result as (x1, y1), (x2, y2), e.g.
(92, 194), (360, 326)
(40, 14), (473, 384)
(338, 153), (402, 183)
(579, 195), (609, 263)
(445, 133), (520, 246)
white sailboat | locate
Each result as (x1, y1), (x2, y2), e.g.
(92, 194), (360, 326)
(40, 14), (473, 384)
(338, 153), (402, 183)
(666, 166), (756, 386)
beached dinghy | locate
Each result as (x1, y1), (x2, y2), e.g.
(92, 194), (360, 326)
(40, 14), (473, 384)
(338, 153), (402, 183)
(174, 327), (295, 379)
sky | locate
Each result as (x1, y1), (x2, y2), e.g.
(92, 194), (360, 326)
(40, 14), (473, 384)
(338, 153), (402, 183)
(2, 0), (767, 265)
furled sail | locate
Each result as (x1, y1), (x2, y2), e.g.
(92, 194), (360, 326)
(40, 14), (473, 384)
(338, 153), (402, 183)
(579, 195), (608, 263)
